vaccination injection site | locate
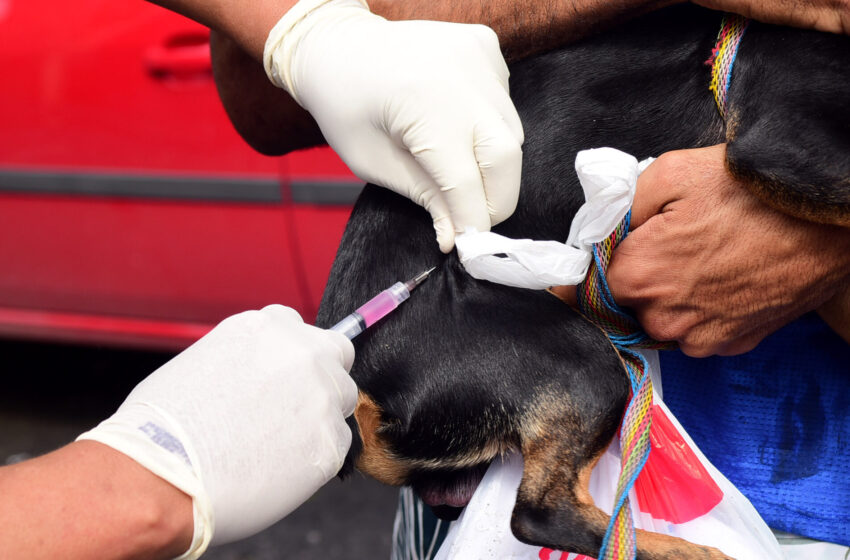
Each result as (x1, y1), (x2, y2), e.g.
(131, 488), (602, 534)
(2, 0), (849, 559)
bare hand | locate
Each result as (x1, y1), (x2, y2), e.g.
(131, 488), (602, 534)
(603, 144), (850, 357)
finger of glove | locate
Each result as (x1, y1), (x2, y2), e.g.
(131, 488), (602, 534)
(257, 304), (357, 415)
(334, 126), (459, 253)
(322, 357), (358, 418)
(480, 79), (524, 145)
(323, 329), (355, 372)
(300, 327), (358, 417)
(467, 24), (510, 91)
(473, 114), (523, 226)
(259, 304), (353, 373)
(260, 303), (304, 325)
(404, 124), (491, 238)
(315, 411), (354, 480)
(422, 188), (456, 254)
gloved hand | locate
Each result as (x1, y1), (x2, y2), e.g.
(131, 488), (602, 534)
(264, 0), (524, 253)
(77, 305), (357, 559)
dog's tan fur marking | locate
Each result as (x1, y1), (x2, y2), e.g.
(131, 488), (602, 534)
(403, 440), (515, 471)
(355, 392), (516, 478)
(516, 392), (734, 559)
(353, 393), (410, 485)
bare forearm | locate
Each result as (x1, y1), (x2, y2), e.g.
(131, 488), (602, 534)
(211, 31), (324, 155)
(0, 441), (192, 560)
(207, 0), (850, 157)
(148, 0), (298, 59)
(209, 0), (678, 156)
(692, 0), (850, 35)
(370, 0), (677, 62)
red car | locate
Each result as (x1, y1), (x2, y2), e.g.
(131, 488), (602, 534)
(0, 0), (360, 350)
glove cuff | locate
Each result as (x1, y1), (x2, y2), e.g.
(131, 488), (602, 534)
(76, 402), (213, 560)
(262, 0), (370, 103)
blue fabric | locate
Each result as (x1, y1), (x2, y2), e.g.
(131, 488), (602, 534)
(660, 313), (850, 546)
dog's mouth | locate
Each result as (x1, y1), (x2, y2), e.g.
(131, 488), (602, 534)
(409, 463), (489, 513)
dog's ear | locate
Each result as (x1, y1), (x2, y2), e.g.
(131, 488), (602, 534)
(725, 24), (850, 226)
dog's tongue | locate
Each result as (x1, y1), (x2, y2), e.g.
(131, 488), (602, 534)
(415, 465), (488, 508)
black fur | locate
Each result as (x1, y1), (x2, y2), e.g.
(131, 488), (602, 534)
(316, 5), (849, 557)
(725, 24), (850, 224)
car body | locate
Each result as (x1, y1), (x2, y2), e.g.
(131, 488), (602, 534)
(0, 0), (361, 350)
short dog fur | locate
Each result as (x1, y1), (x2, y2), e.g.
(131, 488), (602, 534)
(316, 6), (850, 558)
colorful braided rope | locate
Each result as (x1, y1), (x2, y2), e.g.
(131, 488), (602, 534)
(573, 16), (749, 559)
(577, 212), (672, 560)
(707, 14), (750, 117)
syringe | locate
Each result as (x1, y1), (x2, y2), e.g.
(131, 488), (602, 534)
(330, 267), (435, 340)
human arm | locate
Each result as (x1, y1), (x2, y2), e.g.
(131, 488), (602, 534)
(604, 144), (850, 356)
(148, 0), (297, 60)
(148, 0), (526, 252)
(592, 16), (850, 355)
(0, 305), (357, 559)
(0, 440), (192, 560)
(209, 0), (850, 158)
(691, 0), (850, 35)
(208, 0), (677, 157)
(211, 31), (323, 155)
(199, 0), (850, 254)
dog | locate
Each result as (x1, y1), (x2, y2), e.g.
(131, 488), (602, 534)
(316, 5), (850, 558)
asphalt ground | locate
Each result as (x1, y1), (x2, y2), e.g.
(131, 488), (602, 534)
(0, 338), (397, 559)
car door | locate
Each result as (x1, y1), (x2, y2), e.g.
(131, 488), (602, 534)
(0, 0), (361, 349)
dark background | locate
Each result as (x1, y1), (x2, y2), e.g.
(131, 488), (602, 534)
(0, 339), (397, 559)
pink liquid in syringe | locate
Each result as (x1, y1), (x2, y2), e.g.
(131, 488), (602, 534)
(356, 290), (401, 327)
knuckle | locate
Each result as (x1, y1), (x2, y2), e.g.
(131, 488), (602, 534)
(340, 376), (359, 408)
(678, 341), (715, 358)
(650, 151), (686, 185)
(654, 150), (685, 171)
(444, 167), (486, 192)
(469, 24), (500, 50)
(488, 197), (518, 225)
(482, 135), (523, 166)
(641, 313), (685, 344)
(222, 308), (262, 328)
(678, 327), (726, 358)
(415, 186), (442, 214)
(311, 388), (336, 416)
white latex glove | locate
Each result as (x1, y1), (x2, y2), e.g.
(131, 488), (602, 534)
(77, 305), (357, 559)
(264, 0), (524, 253)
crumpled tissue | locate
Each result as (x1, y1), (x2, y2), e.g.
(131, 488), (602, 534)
(455, 147), (654, 289)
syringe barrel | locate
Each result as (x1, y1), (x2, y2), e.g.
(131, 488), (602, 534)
(357, 282), (410, 327)
(330, 313), (366, 339)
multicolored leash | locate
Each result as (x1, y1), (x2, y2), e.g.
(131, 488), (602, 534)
(577, 212), (673, 560)
(577, 16), (751, 558)
(706, 14), (750, 118)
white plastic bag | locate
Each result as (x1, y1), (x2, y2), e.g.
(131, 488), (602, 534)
(455, 148), (652, 290)
(434, 350), (783, 560)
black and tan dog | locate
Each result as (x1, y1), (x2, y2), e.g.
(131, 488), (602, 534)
(315, 6), (850, 559)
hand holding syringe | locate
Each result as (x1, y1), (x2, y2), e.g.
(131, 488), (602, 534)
(330, 268), (435, 339)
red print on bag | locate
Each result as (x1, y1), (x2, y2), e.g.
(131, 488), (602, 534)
(538, 549), (594, 560)
(634, 405), (723, 523)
